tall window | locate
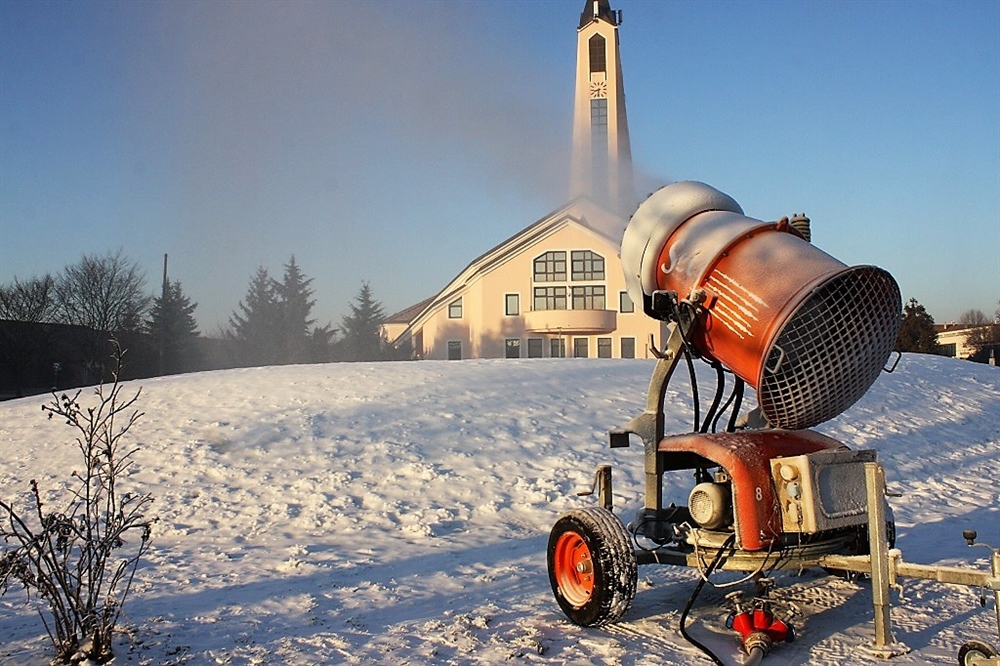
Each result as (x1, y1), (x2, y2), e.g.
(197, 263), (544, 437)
(447, 340), (462, 360)
(551, 338), (566, 358)
(573, 338), (589, 358)
(619, 291), (634, 313)
(505, 338), (521, 359)
(505, 293), (520, 316)
(590, 99), (608, 132)
(534, 286), (567, 311)
(572, 250), (605, 280)
(591, 98), (609, 201)
(572, 285), (606, 310)
(621, 337), (636, 359)
(533, 251), (566, 282)
(448, 298), (462, 319)
(527, 338), (543, 358)
(598, 337), (612, 358)
(589, 34), (606, 73)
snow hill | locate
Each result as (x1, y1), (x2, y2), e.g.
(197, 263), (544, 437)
(1, 355), (998, 665)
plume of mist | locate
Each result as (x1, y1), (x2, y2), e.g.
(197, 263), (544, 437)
(131, 1), (573, 225)
(116, 0), (585, 324)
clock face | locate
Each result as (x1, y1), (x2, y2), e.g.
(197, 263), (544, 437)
(590, 80), (607, 99)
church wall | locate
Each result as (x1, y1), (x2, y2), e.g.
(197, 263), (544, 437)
(407, 219), (666, 361)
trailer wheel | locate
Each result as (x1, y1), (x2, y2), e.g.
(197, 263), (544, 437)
(547, 507), (637, 626)
(959, 640), (998, 666)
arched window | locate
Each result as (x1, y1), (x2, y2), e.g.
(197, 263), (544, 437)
(533, 251), (566, 282)
(571, 250), (605, 280)
(589, 35), (606, 73)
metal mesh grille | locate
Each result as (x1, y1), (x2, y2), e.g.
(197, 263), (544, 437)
(689, 489), (715, 526)
(759, 267), (900, 430)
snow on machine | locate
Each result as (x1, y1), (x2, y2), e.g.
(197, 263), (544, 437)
(546, 182), (1000, 665)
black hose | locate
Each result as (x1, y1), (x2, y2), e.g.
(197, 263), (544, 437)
(700, 362), (726, 433)
(710, 378), (736, 433)
(666, 297), (702, 433)
(683, 346), (700, 433)
(725, 378), (745, 433)
(679, 534), (736, 665)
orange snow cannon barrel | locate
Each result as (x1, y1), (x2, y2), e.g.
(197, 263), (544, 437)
(621, 181), (901, 430)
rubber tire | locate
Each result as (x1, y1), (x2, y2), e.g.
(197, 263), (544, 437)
(547, 507), (637, 627)
(959, 640), (999, 666)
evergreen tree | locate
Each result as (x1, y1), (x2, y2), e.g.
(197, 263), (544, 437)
(340, 282), (387, 361)
(229, 267), (281, 367)
(146, 280), (200, 375)
(275, 256), (317, 364)
(307, 325), (338, 363)
(228, 258), (336, 367)
(896, 298), (940, 354)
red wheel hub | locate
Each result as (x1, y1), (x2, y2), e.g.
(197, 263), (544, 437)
(553, 531), (595, 607)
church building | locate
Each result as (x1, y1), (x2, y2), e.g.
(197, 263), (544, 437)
(383, 0), (668, 360)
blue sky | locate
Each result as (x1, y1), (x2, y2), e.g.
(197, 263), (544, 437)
(1, 0), (997, 332)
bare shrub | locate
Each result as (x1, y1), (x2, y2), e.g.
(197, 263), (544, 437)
(0, 357), (155, 664)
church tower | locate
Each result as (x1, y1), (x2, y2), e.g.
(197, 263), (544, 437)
(570, 0), (635, 216)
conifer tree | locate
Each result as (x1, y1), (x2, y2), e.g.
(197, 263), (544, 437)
(146, 280), (200, 375)
(896, 298), (940, 354)
(275, 256), (317, 364)
(340, 282), (386, 361)
(229, 267), (281, 367)
(228, 259), (334, 366)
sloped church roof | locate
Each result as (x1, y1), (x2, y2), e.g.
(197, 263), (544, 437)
(385, 196), (626, 334)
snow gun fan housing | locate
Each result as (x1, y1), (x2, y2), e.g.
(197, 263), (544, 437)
(620, 181), (901, 429)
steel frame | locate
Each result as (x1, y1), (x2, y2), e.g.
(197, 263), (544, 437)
(595, 316), (1000, 660)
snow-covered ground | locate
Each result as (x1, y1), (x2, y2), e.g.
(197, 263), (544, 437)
(1, 354), (998, 665)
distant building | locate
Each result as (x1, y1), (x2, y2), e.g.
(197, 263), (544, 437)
(0, 320), (99, 399)
(934, 322), (996, 362)
(383, 0), (667, 360)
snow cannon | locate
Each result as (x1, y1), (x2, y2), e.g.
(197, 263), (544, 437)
(547, 182), (915, 663)
(620, 181), (901, 430)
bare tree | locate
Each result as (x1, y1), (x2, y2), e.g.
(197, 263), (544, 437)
(0, 275), (56, 396)
(0, 352), (154, 664)
(53, 250), (150, 382)
(0, 274), (56, 322)
(959, 307), (1000, 361)
(959, 309), (989, 327)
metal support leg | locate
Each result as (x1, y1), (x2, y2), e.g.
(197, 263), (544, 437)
(609, 323), (687, 544)
(993, 548), (1000, 642)
(865, 461), (909, 658)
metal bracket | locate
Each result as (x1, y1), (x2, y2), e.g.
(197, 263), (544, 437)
(884, 350), (902, 373)
(577, 464), (613, 511)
